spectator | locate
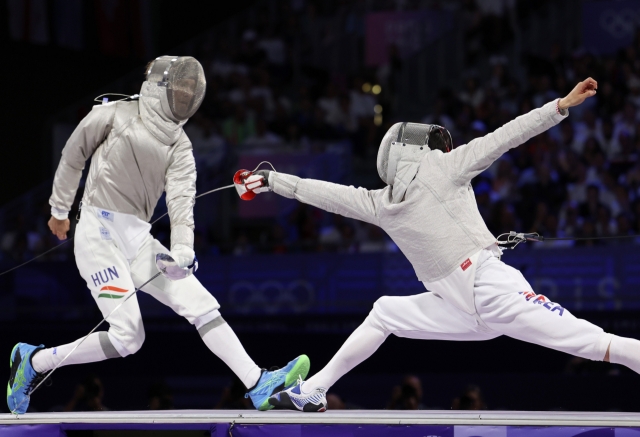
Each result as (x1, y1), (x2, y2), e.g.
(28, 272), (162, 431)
(387, 375), (425, 410)
(258, 28), (286, 66)
(578, 185), (606, 222)
(222, 105), (256, 146)
(573, 111), (600, 151)
(148, 381), (174, 410)
(215, 376), (252, 409)
(243, 118), (283, 149)
(326, 393), (346, 410)
(233, 233), (254, 256)
(451, 384), (487, 410)
(64, 375), (108, 412)
(185, 113), (226, 169)
(318, 83), (341, 125)
(459, 77), (485, 109)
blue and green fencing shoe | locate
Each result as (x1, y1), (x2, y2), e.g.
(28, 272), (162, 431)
(7, 343), (45, 414)
(245, 354), (310, 411)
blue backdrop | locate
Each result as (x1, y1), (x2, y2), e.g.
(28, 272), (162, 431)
(3, 246), (640, 320)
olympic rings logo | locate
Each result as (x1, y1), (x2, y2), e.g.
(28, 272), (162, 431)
(228, 280), (315, 314)
(599, 8), (640, 39)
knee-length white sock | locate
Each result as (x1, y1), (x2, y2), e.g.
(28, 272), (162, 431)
(302, 314), (389, 393)
(609, 335), (640, 374)
(199, 317), (262, 389)
(31, 332), (113, 373)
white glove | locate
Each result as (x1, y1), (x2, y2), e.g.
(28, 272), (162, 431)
(244, 170), (271, 193)
(155, 244), (198, 281)
(171, 244), (195, 268)
(245, 170), (271, 193)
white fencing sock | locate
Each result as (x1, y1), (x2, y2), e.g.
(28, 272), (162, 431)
(31, 332), (114, 373)
(608, 335), (640, 374)
(198, 316), (261, 389)
(302, 313), (389, 393)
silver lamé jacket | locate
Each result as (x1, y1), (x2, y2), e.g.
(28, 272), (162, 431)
(269, 100), (568, 282)
(49, 81), (196, 249)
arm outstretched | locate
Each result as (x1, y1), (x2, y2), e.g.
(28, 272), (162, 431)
(444, 77), (597, 185)
(444, 99), (567, 185)
(269, 172), (382, 226)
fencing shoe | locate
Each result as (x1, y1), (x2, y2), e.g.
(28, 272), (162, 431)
(7, 343), (46, 414)
(245, 354), (310, 411)
(268, 377), (327, 412)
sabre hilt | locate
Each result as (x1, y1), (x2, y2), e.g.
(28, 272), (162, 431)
(155, 253), (198, 280)
(233, 169), (269, 201)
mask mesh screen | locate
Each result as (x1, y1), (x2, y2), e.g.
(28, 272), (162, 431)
(167, 57), (206, 120)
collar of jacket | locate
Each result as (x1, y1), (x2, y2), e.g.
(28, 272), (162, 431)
(138, 81), (186, 145)
(389, 142), (428, 204)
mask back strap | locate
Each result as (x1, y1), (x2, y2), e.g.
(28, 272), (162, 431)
(422, 125), (432, 146)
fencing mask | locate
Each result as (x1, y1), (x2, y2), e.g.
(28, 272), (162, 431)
(377, 122), (453, 203)
(145, 56), (206, 121)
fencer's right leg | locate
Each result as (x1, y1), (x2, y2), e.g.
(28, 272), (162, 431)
(129, 236), (263, 389)
(130, 236), (311, 410)
(473, 256), (640, 374)
(605, 336), (640, 373)
(31, 211), (145, 374)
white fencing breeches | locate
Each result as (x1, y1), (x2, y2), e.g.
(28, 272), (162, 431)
(304, 253), (616, 392)
(71, 207), (221, 357)
(34, 206), (261, 388)
(372, 255), (612, 360)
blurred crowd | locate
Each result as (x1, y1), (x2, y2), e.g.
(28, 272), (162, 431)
(221, 20), (640, 255)
(1, 0), (386, 262)
(3, 0), (640, 263)
(454, 32), (640, 248)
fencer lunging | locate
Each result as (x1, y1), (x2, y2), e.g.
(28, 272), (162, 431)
(246, 78), (640, 412)
(7, 56), (309, 415)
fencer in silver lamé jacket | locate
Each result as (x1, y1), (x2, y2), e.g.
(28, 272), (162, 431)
(49, 81), (196, 249)
(269, 100), (568, 282)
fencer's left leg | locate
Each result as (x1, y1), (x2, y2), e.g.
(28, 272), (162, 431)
(303, 291), (497, 394)
(33, 210), (147, 374)
(129, 236), (262, 389)
(303, 309), (390, 393)
(269, 291), (499, 412)
(268, 308), (390, 412)
(474, 257), (640, 372)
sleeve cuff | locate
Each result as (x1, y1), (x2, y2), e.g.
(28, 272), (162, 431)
(51, 206), (69, 220)
(270, 172), (301, 199)
(553, 98), (569, 119)
(267, 171), (275, 189)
